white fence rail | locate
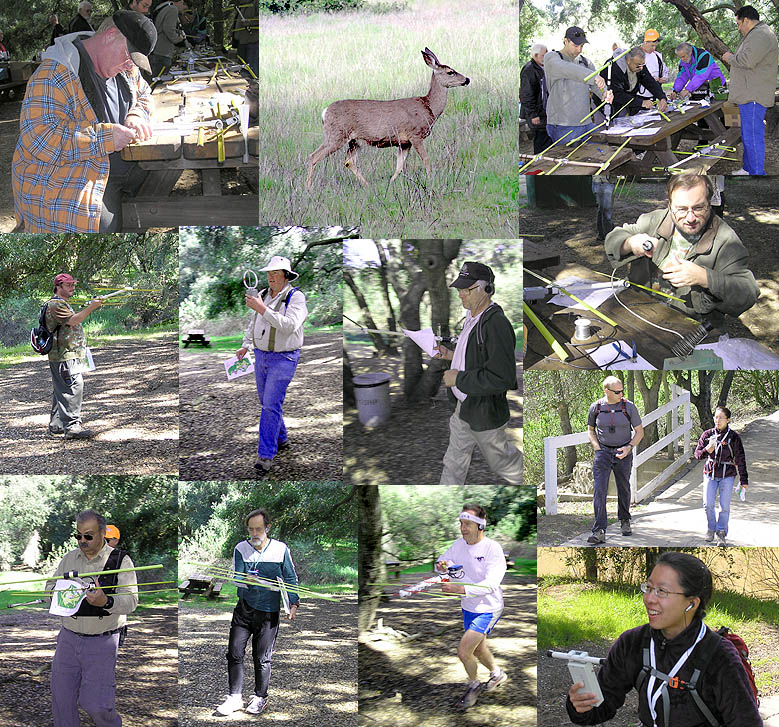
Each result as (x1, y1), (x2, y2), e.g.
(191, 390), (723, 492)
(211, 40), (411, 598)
(543, 385), (692, 514)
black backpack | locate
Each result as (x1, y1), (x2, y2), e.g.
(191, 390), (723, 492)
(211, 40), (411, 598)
(73, 548), (128, 618)
(30, 300), (61, 355)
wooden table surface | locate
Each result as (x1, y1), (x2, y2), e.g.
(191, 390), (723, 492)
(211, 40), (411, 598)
(523, 271), (718, 370)
(518, 142), (633, 175)
(120, 62), (258, 229)
(523, 240), (560, 270)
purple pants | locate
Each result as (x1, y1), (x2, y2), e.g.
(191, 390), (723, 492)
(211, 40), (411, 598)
(51, 627), (121, 727)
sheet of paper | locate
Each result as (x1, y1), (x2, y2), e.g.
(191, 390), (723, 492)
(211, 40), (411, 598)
(401, 327), (438, 357)
(697, 336), (779, 370)
(622, 126), (662, 136)
(224, 354), (255, 380)
(547, 276), (622, 311)
(588, 340), (654, 370)
(49, 579), (88, 616)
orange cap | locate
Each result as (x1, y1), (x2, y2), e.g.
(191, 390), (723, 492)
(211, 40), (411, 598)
(644, 29), (660, 42)
(106, 525), (120, 539)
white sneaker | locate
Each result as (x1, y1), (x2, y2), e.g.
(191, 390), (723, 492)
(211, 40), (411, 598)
(731, 168), (750, 176)
(216, 694), (243, 716)
(246, 696), (267, 715)
(484, 669), (508, 691)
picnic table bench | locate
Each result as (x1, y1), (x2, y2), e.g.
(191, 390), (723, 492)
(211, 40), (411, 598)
(179, 573), (223, 598)
(182, 329), (211, 347)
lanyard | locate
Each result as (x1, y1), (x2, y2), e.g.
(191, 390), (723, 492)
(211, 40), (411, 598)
(647, 621), (707, 727)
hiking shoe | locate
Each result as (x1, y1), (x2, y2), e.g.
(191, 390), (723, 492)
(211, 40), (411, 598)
(587, 530), (606, 545)
(253, 458), (272, 474)
(245, 696), (267, 715)
(48, 426), (65, 435)
(65, 427), (95, 440)
(621, 520), (632, 536)
(716, 531), (727, 547)
(705, 530), (715, 542)
(483, 669), (508, 692)
(216, 694), (243, 716)
(457, 682), (483, 710)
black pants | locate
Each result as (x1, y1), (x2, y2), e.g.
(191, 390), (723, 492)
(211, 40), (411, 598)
(226, 600), (280, 697)
(532, 125), (553, 154)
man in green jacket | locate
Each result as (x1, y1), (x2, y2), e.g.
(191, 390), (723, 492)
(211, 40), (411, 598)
(604, 173), (759, 319)
(722, 5), (778, 175)
(435, 262), (522, 485)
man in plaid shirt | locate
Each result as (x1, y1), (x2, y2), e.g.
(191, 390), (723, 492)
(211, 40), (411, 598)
(12, 10), (156, 232)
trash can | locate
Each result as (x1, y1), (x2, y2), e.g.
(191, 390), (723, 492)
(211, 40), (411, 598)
(353, 373), (391, 427)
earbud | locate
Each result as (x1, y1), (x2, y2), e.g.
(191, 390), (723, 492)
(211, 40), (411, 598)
(685, 603), (694, 612)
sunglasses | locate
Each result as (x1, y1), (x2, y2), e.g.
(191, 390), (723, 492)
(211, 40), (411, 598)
(609, 388), (624, 394)
(74, 532), (95, 541)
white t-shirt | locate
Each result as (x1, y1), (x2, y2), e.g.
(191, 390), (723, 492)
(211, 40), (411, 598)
(451, 306), (491, 401)
(437, 535), (506, 613)
(638, 50), (665, 98)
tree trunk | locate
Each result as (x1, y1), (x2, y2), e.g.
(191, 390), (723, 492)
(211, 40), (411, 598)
(399, 271), (428, 398)
(213, 0), (224, 47)
(717, 370), (735, 408)
(675, 370), (716, 430)
(635, 372), (662, 450)
(413, 239), (461, 340)
(626, 371), (635, 406)
(343, 269), (396, 356)
(552, 370), (577, 475)
(344, 348), (356, 408)
(663, 0), (732, 63)
(358, 485), (384, 634)
(583, 548), (598, 581)
(374, 242), (398, 334)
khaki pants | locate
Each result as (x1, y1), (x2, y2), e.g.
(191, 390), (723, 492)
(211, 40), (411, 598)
(440, 402), (523, 485)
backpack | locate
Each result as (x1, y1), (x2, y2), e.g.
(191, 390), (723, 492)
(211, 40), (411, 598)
(595, 398), (631, 423)
(30, 300), (61, 355)
(635, 625), (759, 727)
(72, 548), (128, 618)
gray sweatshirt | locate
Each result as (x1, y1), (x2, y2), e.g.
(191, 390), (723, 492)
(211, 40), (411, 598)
(543, 49), (605, 126)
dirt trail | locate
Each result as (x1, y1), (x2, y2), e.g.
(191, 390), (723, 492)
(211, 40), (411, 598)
(1, 333), (179, 475)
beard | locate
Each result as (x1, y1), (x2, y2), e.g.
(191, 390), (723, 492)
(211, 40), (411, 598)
(673, 211), (711, 244)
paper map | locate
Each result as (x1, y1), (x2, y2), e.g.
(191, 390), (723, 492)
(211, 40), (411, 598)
(224, 354), (255, 380)
(49, 579), (88, 616)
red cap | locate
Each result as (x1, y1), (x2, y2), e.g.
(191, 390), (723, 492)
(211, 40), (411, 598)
(54, 273), (78, 286)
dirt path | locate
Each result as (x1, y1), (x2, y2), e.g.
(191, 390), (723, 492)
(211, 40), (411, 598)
(179, 332), (342, 481)
(0, 604), (177, 727)
(345, 346), (523, 485)
(359, 574), (537, 727)
(178, 595), (357, 726)
(520, 177), (779, 356)
(1, 333), (178, 475)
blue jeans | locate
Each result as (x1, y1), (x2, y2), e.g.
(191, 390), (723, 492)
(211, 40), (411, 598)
(738, 102), (767, 175)
(704, 475), (734, 535)
(592, 447), (633, 532)
(547, 122), (596, 144)
(253, 349), (300, 459)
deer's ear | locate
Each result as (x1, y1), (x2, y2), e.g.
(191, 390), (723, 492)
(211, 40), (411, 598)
(422, 48), (440, 67)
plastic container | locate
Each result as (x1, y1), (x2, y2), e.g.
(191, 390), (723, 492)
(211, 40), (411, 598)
(352, 373), (391, 427)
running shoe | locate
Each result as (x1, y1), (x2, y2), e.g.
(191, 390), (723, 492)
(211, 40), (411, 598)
(484, 669), (508, 692)
(216, 694), (243, 716)
(246, 696), (267, 715)
(457, 682), (483, 710)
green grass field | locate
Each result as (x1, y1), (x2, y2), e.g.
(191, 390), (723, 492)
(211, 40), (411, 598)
(258, 0), (518, 236)
(180, 324), (341, 353)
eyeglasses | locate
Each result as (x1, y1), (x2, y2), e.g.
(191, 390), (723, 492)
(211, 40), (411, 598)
(608, 388), (623, 394)
(671, 204), (709, 217)
(74, 532), (95, 541)
(640, 582), (685, 599)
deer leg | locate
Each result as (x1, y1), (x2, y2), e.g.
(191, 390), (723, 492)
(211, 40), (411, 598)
(389, 144), (410, 183)
(344, 140), (369, 187)
(306, 139), (343, 190)
(410, 138), (432, 175)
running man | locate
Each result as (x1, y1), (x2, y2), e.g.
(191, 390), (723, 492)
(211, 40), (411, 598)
(436, 504), (508, 709)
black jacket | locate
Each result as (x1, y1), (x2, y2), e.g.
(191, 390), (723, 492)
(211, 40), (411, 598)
(520, 58), (547, 124)
(565, 619), (762, 727)
(600, 62), (666, 116)
(447, 303), (518, 432)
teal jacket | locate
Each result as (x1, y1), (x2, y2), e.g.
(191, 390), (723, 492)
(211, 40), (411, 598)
(447, 303), (518, 432)
(234, 538), (299, 612)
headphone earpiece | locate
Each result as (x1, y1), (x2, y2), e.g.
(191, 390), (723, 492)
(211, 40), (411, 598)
(685, 603), (694, 612)
(478, 523), (484, 531)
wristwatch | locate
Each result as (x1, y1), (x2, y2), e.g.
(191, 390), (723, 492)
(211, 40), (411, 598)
(104, 596), (114, 610)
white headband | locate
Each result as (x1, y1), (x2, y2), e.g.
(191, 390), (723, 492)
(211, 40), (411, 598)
(459, 512), (486, 527)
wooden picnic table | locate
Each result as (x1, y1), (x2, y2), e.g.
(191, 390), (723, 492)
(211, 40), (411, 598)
(121, 66), (258, 229)
(519, 141), (633, 175)
(524, 268), (720, 370)
(523, 240), (560, 270)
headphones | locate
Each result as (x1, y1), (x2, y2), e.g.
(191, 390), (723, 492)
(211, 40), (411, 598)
(477, 522), (485, 531)
(484, 269), (495, 295)
(685, 602), (694, 612)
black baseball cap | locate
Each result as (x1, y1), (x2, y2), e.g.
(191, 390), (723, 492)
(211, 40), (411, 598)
(449, 262), (494, 289)
(113, 10), (157, 73)
(565, 26), (588, 45)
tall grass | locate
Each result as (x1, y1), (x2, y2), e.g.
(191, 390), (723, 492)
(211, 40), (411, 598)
(258, 0), (518, 235)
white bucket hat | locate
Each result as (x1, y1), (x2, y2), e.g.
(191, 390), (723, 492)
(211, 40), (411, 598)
(259, 255), (299, 281)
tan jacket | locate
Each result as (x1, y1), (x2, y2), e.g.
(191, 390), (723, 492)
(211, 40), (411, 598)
(727, 21), (778, 107)
(241, 283), (308, 352)
(46, 543), (138, 635)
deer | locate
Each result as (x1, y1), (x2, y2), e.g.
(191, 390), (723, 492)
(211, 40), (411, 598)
(305, 48), (470, 190)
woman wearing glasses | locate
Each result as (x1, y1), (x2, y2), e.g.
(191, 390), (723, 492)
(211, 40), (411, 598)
(694, 406), (749, 547)
(566, 552), (761, 727)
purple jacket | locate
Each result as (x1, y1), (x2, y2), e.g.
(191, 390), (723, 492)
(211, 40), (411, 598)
(673, 46), (727, 93)
(694, 426), (748, 484)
